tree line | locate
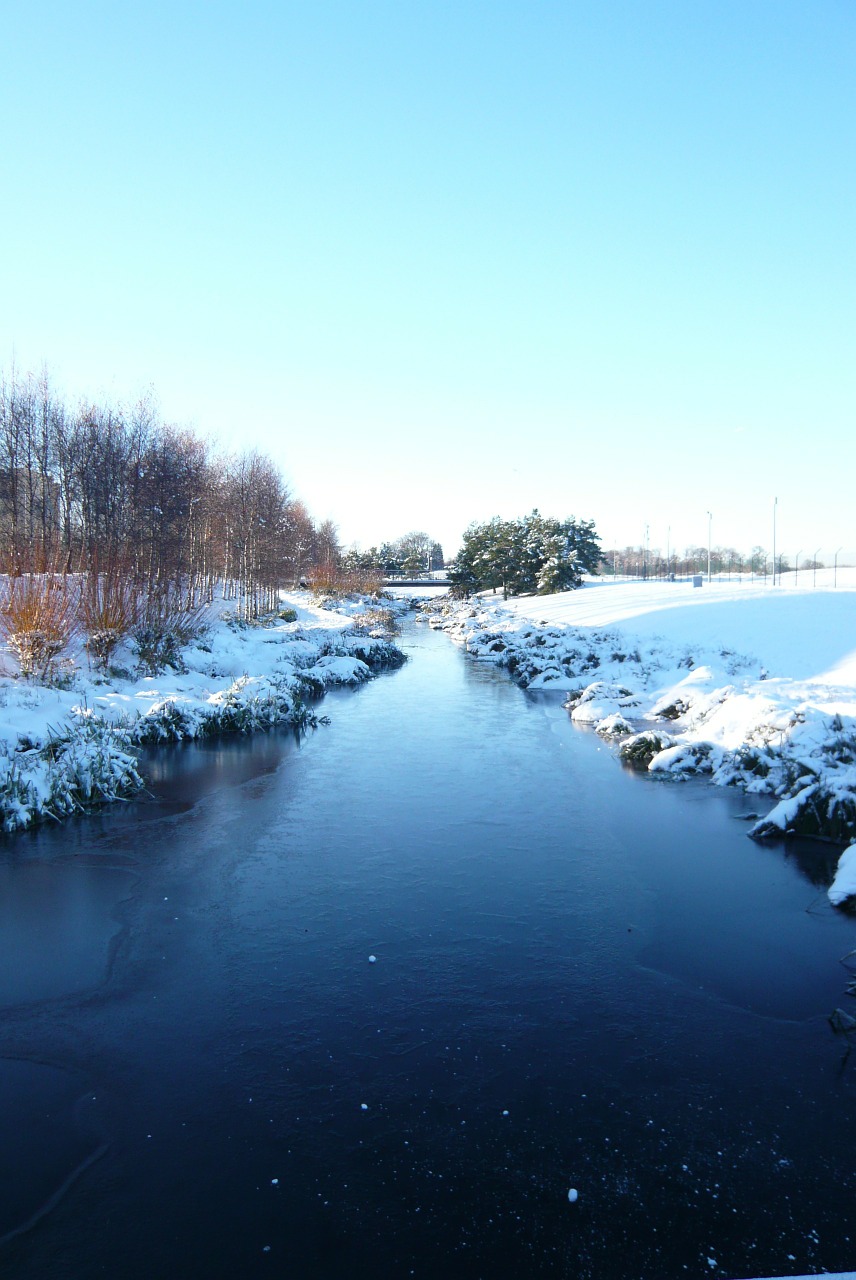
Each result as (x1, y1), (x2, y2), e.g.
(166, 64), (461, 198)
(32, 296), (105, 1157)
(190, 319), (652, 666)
(341, 531), (445, 579)
(0, 366), (341, 616)
(602, 544), (826, 579)
(449, 512), (602, 598)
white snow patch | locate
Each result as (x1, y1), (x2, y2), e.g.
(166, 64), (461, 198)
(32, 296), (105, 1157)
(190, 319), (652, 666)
(829, 843), (856, 907)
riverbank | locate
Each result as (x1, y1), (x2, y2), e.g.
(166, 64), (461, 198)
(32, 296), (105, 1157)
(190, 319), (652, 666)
(0, 592), (406, 832)
(425, 571), (856, 905)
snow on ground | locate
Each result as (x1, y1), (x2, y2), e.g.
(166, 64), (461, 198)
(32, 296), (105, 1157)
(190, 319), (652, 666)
(425, 569), (856, 907)
(0, 591), (406, 832)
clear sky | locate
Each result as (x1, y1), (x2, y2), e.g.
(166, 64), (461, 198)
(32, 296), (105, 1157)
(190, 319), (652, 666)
(2, 0), (853, 562)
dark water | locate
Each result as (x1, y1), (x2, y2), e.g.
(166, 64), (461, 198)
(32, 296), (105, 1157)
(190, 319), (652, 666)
(2, 620), (855, 1280)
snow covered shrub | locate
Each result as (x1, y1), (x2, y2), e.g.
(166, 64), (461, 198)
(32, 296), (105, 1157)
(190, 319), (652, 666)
(131, 700), (198, 743)
(618, 731), (675, 770)
(351, 607), (400, 637)
(716, 745), (774, 784)
(131, 588), (208, 675)
(751, 782), (856, 843)
(0, 574), (78, 680)
(80, 570), (139, 671)
(595, 712), (634, 738)
(822, 727), (856, 767)
(132, 622), (185, 675)
(337, 636), (407, 671)
(648, 741), (715, 775)
(200, 677), (315, 736)
(40, 714), (144, 818)
(652, 696), (691, 721)
(278, 608), (298, 623)
(0, 752), (38, 831)
(0, 714), (144, 831)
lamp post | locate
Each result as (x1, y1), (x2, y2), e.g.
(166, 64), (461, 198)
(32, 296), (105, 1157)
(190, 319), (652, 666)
(772, 497), (778, 586)
(666, 525), (670, 580)
(707, 511), (712, 583)
(793, 550), (802, 587)
(645, 524), (649, 580)
(813, 547), (821, 589)
(835, 547), (843, 588)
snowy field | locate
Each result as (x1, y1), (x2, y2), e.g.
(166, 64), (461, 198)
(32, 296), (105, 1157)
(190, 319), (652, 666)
(0, 592), (405, 833)
(426, 569), (856, 908)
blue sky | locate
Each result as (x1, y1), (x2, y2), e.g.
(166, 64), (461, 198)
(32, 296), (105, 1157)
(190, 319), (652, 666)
(2, 0), (853, 562)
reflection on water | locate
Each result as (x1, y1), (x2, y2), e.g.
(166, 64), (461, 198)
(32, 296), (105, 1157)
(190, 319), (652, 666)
(1, 619), (855, 1280)
(140, 730), (302, 799)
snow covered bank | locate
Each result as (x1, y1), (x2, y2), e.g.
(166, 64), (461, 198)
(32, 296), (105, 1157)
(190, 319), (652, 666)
(0, 592), (406, 832)
(425, 572), (856, 905)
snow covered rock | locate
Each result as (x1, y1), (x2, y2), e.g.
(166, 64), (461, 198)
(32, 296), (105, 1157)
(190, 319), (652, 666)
(565, 681), (639, 725)
(828, 842), (856, 907)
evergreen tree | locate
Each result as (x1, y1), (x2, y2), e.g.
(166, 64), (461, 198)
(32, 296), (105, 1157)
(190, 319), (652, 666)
(450, 511), (601, 598)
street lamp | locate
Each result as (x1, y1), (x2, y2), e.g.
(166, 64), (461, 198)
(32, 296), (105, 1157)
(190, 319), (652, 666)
(706, 511), (712, 583)
(813, 547), (821, 589)
(835, 546), (843, 588)
(794, 549), (802, 587)
(772, 496), (778, 586)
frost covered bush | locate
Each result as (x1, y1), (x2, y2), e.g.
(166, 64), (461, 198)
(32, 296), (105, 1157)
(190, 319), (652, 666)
(351, 607), (400, 637)
(132, 623), (186, 675)
(751, 781), (856, 844)
(80, 571), (139, 671)
(131, 590), (208, 675)
(595, 712), (634, 738)
(648, 741), (716, 775)
(618, 731), (675, 770)
(333, 635), (406, 671)
(42, 715), (144, 817)
(0, 575), (77, 681)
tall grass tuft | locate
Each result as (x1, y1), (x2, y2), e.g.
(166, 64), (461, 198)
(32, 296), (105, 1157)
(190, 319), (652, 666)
(80, 569), (140, 671)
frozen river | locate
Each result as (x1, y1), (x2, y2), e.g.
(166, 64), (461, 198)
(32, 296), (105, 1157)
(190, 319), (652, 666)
(1, 618), (855, 1278)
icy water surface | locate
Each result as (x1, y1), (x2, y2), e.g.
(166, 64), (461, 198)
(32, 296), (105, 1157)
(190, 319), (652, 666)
(1, 619), (855, 1279)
